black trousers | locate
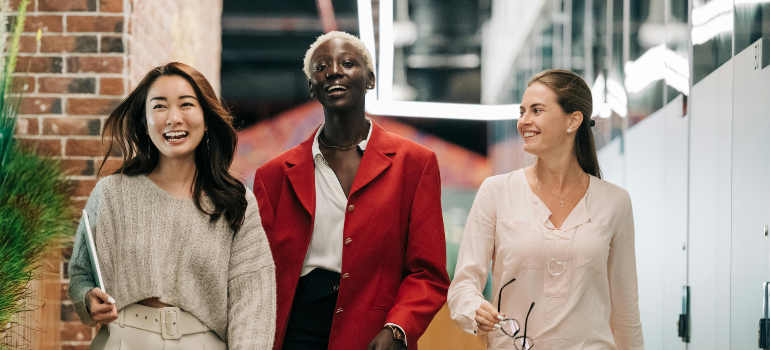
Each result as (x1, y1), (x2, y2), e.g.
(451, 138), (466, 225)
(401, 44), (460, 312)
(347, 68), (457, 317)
(282, 269), (341, 350)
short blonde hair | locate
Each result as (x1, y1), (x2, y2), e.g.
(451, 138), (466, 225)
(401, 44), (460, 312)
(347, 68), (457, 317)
(303, 31), (375, 80)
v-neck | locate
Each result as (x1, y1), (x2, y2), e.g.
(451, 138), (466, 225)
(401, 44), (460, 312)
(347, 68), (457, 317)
(519, 170), (592, 231)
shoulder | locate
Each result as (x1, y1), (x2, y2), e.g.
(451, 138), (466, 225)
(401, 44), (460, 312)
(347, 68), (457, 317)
(590, 177), (632, 212)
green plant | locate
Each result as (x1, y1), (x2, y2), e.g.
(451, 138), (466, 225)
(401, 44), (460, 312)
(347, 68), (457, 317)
(0, 1), (76, 347)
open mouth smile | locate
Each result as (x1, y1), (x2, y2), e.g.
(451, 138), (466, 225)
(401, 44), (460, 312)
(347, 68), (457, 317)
(164, 131), (189, 143)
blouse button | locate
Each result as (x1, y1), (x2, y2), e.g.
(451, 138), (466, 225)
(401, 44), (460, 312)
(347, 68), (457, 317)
(344, 238), (352, 245)
(336, 308), (344, 314)
(342, 273), (350, 279)
(347, 205), (355, 212)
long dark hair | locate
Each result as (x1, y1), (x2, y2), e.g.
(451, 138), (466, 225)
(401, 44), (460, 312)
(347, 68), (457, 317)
(100, 62), (247, 231)
(528, 69), (602, 179)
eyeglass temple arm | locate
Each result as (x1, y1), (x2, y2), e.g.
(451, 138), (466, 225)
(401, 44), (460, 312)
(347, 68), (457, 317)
(497, 278), (517, 312)
(522, 301), (535, 346)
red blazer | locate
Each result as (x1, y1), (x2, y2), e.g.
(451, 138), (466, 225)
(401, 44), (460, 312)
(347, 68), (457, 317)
(254, 121), (449, 349)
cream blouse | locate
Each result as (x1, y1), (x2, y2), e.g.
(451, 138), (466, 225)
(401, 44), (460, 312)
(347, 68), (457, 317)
(447, 169), (644, 349)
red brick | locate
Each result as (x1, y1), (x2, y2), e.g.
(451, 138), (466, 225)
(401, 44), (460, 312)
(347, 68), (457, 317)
(73, 179), (97, 197)
(19, 15), (63, 33)
(97, 157), (122, 175)
(60, 302), (81, 322)
(41, 35), (97, 53)
(67, 97), (121, 115)
(61, 320), (93, 342)
(99, 77), (123, 95)
(40, 0), (95, 11)
(12, 75), (35, 93)
(39, 77), (95, 94)
(60, 159), (95, 176)
(20, 97), (62, 114)
(9, 0), (36, 12)
(100, 36), (123, 53)
(67, 15), (123, 33)
(66, 56), (123, 74)
(62, 344), (92, 350)
(61, 283), (69, 301)
(99, 0), (122, 12)
(65, 138), (103, 156)
(43, 117), (101, 136)
(17, 138), (62, 156)
(14, 56), (63, 73)
(17, 35), (37, 53)
(15, 117), (39, 135)
(72, 198), (88, 209)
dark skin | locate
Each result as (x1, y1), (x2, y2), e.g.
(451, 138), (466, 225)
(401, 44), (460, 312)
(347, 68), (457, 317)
(309, 38), (405, 350)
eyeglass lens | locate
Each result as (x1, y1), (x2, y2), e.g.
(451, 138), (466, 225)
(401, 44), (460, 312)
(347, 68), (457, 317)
(500, 318), (521, 337)
(514, 336), (534, 350)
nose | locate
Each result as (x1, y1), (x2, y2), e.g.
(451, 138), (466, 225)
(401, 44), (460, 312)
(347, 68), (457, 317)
(166, 106), (183, 126)
(519, 110), (532, 125)
(326, 61), (343, 78)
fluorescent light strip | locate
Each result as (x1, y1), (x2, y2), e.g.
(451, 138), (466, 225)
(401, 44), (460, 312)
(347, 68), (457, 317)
(691, 11), (734, 45)
(366, 100), (521, 120)
(692, 0), (733, 26)
(356, 0), (520, 121)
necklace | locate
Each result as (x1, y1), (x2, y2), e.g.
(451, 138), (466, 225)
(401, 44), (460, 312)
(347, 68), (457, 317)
(318, 134), (359, 150)
(545, 226), (577, 276)
(535, 165), (586, 207)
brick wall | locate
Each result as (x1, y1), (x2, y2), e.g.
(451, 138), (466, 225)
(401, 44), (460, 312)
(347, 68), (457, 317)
(8, 0), (221, 348)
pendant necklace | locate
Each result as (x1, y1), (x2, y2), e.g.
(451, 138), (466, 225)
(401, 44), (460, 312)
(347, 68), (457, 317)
(535, 165), (583, 207)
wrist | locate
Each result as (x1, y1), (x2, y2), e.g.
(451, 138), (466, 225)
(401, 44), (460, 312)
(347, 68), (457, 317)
(385, 325), (406, 346)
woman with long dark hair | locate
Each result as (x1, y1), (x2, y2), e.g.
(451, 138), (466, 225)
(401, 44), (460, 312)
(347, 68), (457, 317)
(447, 70), (644, 349)
(67, 62), (276, 349)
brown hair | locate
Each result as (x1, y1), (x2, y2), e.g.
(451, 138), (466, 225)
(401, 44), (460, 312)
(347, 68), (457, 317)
(100, 62), (247, 231)
(528, 69), (602, 179)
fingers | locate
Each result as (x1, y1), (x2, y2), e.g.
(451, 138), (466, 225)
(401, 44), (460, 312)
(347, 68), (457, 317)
(476, 301), (507, 333)
(92, 303), (117, 325)
(481, 302), (505, 320)
(90, 288), (115, 304)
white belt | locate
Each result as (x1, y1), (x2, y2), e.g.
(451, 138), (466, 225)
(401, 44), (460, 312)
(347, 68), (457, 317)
(117, 303), (209, 340)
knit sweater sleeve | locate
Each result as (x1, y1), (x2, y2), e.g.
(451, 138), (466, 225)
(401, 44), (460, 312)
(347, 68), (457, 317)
(67, 178), (105, 327)
(227, 190), (277, 349)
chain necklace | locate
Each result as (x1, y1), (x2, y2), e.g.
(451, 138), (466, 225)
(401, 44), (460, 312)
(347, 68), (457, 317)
(534, 165), (586, 207)
(318, 134), (359, 150)
(534, 174), (580, 276)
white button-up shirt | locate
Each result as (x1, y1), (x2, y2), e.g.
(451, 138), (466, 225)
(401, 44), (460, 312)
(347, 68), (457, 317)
(301, 119), (372, 276)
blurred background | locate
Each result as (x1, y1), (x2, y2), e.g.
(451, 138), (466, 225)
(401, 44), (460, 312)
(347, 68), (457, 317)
(6, 0), (770, 348)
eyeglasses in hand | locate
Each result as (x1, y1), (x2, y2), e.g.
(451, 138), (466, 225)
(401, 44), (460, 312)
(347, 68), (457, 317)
(497, 278), (535, 350)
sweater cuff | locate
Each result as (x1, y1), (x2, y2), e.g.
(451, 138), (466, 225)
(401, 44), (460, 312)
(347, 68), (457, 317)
(71, 286), (97, 327)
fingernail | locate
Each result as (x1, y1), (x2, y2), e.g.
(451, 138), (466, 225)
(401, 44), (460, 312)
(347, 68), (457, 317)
(499, 321), (507, 325)
(496, 315), (505, 320)
(494, 324), (501, 329)
(107, 297), (115, 304)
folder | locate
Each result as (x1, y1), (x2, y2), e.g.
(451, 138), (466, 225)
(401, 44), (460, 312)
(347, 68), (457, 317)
(82, 209), (106, 292)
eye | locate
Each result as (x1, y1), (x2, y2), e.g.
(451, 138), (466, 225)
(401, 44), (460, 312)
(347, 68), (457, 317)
(315, 64), (326, 71)
(153, 104), (166, 110)
(181, 102), (195, 107)
(343, 61), (353, 68)
(519, 110), (525, 116)
(534, 108), (542, 113)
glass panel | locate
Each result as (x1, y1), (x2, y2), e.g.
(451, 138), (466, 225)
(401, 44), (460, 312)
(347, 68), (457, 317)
(692, 0), (733, 84)
(666, 0), (689, 104)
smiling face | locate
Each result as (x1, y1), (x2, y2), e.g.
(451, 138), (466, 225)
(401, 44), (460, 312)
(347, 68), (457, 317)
(517, 82), (582, 157)
(145, 75), (206, 163)
(309, 38), (374, 110)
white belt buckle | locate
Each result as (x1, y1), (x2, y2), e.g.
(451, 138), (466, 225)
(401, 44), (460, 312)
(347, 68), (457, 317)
(160, 307), (183, 340)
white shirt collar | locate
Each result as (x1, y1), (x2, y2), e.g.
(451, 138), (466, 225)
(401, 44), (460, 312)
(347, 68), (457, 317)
(312, 117), (373, 159)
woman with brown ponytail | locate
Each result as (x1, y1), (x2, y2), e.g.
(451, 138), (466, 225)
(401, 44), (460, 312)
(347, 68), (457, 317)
(447, 70), (644, 349)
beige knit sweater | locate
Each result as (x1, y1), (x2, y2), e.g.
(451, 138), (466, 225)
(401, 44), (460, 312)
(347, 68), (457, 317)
(67, 174), (276, 349)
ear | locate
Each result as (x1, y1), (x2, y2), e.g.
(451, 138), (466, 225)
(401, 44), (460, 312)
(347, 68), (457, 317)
(568, 111), (583, 132)
(308, 80), (315, 98)
(367, 71), (376, 89)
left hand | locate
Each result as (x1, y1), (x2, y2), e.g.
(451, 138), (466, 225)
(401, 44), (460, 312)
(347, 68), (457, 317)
(367, 328), (406, 350)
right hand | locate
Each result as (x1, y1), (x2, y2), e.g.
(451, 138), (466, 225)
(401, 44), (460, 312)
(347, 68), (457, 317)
(475, 300), (506, 333)
(87, 288), (117, 325)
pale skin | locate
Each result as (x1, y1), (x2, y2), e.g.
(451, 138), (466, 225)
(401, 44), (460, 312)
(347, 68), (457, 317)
(473, 82), (589, 333)
(309, 38), (403, 350)
(86, 75), (207, 324)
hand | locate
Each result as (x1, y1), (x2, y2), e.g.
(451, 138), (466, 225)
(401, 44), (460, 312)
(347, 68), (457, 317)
(367, 328), (406, 350)
(87, 287), (117, 325)
(475, 300), (506, 333)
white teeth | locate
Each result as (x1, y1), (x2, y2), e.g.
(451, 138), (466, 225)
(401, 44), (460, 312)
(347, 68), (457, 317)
(326, 84), (347, 92)
(164, 131), (188, 139)
(523, 132), (538, 137)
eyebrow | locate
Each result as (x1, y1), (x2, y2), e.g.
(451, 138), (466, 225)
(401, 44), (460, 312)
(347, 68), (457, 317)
(149, 95), (198, 102)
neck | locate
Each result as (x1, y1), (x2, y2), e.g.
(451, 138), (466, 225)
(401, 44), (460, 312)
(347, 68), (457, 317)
(321, 105), (369, 147)
(535, 152), (584, 190)
(151, 154), (197, 187)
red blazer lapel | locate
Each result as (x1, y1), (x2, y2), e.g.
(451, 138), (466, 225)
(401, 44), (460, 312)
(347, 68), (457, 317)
(350, 121), (396, 197)
(284, 131), (317, 219)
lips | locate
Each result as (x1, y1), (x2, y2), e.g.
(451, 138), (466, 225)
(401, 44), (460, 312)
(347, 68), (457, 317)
(164, 131), (189, 142)
(324, 84), (349, 97)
